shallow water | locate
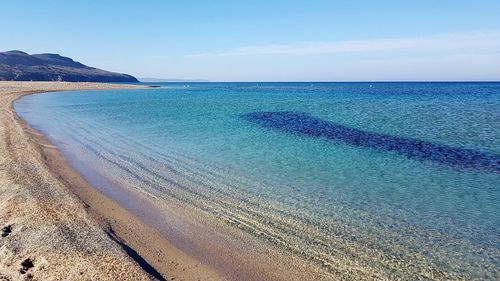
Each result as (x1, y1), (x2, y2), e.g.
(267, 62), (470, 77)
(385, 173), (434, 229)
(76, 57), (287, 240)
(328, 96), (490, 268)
(15, 82), (500, 279)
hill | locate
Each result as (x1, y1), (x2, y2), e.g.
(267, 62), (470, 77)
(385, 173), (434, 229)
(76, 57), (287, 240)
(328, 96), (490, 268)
(0, 50), (138, 82)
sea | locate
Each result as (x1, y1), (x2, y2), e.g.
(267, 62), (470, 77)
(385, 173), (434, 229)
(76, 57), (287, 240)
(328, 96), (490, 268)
(15, 82), (500, 279)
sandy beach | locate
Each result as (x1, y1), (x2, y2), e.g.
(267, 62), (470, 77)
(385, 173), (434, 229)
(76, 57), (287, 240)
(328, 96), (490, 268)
(0, 82), (334, 281)
(0, 82), (226, 281)
(2, 2), (498, 279)
(2, 82), (495, 280)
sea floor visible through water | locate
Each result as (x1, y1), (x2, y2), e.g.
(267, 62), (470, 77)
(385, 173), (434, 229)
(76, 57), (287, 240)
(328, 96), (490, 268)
(15, 82), (500, 279)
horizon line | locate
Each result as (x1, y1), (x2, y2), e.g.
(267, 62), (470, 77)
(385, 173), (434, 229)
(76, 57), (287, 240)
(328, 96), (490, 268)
(138, 80), (500, 83)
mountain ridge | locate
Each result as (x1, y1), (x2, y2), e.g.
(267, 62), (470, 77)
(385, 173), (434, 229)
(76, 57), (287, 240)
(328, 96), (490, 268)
(0, 50), (138, 82)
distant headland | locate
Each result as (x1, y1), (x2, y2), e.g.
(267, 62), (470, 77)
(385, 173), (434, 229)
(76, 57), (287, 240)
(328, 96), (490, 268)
(139, 77), (209, 82)
(0, 50), (138, 82)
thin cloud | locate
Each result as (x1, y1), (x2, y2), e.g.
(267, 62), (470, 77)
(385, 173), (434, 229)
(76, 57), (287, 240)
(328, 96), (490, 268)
(186, 32), (500, 57)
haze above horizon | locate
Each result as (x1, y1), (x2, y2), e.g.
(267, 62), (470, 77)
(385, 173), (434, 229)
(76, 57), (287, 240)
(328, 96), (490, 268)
(1, 1), (500, 82)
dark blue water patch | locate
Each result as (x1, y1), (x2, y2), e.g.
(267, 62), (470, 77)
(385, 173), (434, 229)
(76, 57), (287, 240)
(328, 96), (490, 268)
(243, 111), (500, 173)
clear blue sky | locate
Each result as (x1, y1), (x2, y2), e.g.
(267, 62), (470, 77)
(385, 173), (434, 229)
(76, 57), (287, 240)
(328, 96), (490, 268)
(2, 0), (500, 81)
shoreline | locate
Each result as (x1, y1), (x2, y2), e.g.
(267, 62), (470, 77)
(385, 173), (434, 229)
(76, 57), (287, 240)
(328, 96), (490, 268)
(0, 82), (225, 281)
(16, 106), (230, 281)
(1, 82), (331, 281)
(4, 82), (495, 280)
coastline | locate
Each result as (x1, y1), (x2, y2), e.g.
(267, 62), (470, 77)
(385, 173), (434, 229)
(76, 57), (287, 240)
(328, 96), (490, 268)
(0, 82), (225, 281)
(1, 82), (330, 281)
(3, 82), (495, 280)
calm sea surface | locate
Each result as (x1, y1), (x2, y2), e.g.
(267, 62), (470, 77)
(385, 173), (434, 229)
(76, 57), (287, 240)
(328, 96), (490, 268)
(15, 82), (500, 279)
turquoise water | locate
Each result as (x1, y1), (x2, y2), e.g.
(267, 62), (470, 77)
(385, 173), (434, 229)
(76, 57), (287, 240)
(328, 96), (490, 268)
(15, 82), (500, 279)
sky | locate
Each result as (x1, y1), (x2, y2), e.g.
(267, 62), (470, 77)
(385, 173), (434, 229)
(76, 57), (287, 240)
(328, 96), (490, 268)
(1, 0), (500, 81)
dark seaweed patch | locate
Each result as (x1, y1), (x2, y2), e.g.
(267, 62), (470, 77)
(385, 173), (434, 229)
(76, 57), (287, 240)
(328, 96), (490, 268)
(243, 111), (500, 173)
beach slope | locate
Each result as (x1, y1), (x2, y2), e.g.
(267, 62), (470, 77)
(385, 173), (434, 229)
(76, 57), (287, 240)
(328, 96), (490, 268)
(0, 82), (155, 280)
